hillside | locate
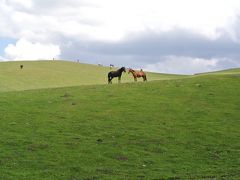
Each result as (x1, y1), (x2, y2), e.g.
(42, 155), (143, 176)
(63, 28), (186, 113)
(0, 60), (188, 92)
(195, 68), (240, 75)
(0, 71), (239, 179)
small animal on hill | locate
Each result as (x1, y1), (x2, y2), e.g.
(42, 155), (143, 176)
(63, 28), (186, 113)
(110, 64), (114, 69)
(108, 67), (126, 84)
(128, 68), (147, 82)
(20, 65), (23, 69)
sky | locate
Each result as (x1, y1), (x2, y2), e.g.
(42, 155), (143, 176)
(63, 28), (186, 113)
(0, 0), (240, 74)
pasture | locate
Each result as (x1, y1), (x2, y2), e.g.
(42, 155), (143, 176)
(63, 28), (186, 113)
(0, 60), (187, 92)
(0, 61), (239, 179)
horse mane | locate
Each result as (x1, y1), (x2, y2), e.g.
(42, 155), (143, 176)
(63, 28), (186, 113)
(121, 67), (126, 71)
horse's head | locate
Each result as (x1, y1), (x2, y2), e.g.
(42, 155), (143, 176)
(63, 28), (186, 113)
(128, 68), (134, 74)
(121, 67), (126, 73)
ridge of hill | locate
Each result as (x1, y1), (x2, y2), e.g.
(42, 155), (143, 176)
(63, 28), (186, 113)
(195, 68), (240, 75)
(0, 60), (188, 92)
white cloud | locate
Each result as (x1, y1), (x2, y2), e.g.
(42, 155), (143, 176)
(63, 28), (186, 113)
(144, 56), (220, 74)
(6, 0), (33, 9)
(1, 0), (240, 42)
(89, 0), (240, 40)
(0, 0), (240, 73)
(4, 38), (61, 60)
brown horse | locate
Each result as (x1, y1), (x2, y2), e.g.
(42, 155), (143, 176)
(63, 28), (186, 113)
(128, 68), (147, 82)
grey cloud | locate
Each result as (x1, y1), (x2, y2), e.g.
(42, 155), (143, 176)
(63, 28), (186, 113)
(32, 0), (88, 8)
(89, 29), (240, 58)
(31, 0), (94, 15)
(4, 0), (99, 27)
(232, 14), (240, 41)
(60, 28), (240, 69)
(5, 0), (90, 12)
(2, 0), (240, 74)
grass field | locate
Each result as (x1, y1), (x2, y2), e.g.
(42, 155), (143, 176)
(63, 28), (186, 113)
(0, 61), (239, 179)
(195, 68), (240, 75)
(0, 60), (187, 92)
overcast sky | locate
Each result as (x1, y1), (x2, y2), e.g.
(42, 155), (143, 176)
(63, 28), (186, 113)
(0, 0), (240, 74)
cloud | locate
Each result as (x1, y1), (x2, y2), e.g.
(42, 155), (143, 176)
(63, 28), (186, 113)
(5, 0), (33, 10)
(1, 0), (240, 42)
(60, 28), (240, 68)
(143, 56), (218, 74)
(83, 29), (240, 57)
(0, 55), (6, 61)
(143, 56), (240, 74)
(1, 0), (240, 73)
(4, 38), (61, 60)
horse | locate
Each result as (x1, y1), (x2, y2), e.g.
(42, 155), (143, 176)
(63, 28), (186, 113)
(108, 67), (126, 84)
(128, 68), (147, 82)
(110, 64), (114, 69)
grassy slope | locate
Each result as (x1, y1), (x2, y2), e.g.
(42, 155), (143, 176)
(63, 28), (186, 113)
(0, 60), (187, 92)
(0, 72), (239, 179)
(196, 68), (240, 75)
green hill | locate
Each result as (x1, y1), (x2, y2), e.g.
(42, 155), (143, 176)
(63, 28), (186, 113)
(0, 60), (188, 92)
(0, 65), (239, 179)
(195, 68), (240, 75)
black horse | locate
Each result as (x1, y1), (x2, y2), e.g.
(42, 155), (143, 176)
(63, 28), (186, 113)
(108, 67), (126, 84)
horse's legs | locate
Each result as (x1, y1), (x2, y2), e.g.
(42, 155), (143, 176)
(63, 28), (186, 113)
(118, 76), (121, 83)
(108, 76), (112, 84)
(143, 76), (147, 81)
(134, 76), (137, 82)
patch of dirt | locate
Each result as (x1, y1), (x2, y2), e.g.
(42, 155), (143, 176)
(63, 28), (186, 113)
(60, 92), (71, 98)
(27, 143), (49, 151)
(116, 155), (128, 161)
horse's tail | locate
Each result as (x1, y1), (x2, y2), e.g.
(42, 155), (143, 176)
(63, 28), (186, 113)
(108, 72), (112, 84)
